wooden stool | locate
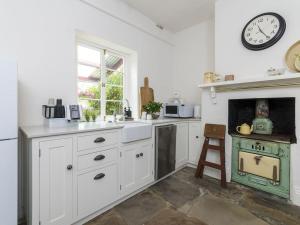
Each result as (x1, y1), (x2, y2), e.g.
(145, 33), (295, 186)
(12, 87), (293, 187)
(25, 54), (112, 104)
(195, 124), (227, 188)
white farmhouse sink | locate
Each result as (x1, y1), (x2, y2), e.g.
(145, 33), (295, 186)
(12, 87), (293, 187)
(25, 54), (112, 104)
(120, 122), (152, 143)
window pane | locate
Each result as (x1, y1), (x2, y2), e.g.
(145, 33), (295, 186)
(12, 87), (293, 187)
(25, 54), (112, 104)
(106, 85), (123, 101)
(78, 64), (100, 81)
(106, 101), (123, 115)
(77, 45), (100, 66)
(106, 71), (123, 86)
(78, 81), (100, 98)
(79, 99), (101, 116)
(105, 53), (123, 72)
(78, 81), (101, 113)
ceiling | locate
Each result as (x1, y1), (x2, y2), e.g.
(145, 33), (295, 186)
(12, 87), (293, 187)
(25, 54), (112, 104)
(120, 0), (214, 33)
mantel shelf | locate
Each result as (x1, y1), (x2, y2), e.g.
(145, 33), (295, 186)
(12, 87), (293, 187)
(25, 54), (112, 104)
(198, 73), (300, 92)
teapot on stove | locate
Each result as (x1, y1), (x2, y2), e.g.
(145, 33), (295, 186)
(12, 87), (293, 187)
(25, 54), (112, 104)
(236, 123), (253, 135)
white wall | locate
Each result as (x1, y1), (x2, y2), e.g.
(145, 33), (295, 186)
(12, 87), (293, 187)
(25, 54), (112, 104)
(0, 0), (174, 126)
(201, 0), (300, 205)
(173, 20), (215, 105)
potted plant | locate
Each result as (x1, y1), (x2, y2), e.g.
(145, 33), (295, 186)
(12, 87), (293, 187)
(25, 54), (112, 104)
(83, 109), (91, 122)
(142, 101), (163, 119)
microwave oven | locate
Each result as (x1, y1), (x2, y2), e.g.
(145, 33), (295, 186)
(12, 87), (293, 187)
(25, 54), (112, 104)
(164, 104), (194, 118)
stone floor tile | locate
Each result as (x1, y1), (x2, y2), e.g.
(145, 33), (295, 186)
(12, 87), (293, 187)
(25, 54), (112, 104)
(186, 194), (270, 225)
(151, 176), (200, 208)
(84, 210), (128, 225)
(114, 190), (167, 225)
(144, 208), (207, 225)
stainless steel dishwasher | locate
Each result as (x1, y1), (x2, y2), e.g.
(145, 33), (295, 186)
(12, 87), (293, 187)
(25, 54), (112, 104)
(155, 124), (176, 180)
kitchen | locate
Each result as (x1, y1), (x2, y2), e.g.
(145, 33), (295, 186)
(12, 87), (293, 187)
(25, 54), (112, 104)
(1, 1), (300, 225)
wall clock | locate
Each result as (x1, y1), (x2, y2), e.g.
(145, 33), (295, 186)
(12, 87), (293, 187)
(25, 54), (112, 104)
(242, 12), (286, 51)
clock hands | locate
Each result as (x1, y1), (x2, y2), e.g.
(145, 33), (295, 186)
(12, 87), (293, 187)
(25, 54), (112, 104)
(257, 25), (270, 39)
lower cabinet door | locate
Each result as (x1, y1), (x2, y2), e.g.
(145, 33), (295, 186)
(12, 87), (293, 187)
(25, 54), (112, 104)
(188, 122), (202, 165)
(120, 145), (137, 195)
(77, 164), (118, 217)
(120, 140), (154, 196)
(176, 123), (189, 168)
(39, 138), (73, 225)
(135, 142), (153, 187)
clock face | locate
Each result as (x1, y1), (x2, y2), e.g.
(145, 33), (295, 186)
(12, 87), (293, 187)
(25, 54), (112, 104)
(242, 13), (286, 51)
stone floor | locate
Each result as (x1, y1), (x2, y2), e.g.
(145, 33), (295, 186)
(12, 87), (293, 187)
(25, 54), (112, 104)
(85, 167), (300, 225)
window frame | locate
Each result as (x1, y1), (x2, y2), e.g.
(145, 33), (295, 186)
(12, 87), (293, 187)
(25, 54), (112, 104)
(77, 41), (127, 119)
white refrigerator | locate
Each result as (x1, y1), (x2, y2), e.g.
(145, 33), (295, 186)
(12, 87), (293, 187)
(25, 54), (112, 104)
(0, 61), (18, 225)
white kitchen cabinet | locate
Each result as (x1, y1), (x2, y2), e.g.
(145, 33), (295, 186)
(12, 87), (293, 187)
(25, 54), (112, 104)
(120, 140), (154, 196)
(176, 122), (189, 168)
(39, 138), (73, 225)
(77, 163), (118, 218)
(188, 121), (202, 165)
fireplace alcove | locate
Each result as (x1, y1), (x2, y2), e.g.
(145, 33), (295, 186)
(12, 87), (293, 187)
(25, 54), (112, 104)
(228, 97), (296, 143)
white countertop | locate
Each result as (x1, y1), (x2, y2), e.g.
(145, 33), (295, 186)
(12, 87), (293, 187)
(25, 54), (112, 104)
(137, 117), (201, 125)
(20, 122), (124, 139)
(20, 117), (201, 139)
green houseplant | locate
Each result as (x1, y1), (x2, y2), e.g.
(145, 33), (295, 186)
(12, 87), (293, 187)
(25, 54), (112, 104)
(142, 101), (163, 119)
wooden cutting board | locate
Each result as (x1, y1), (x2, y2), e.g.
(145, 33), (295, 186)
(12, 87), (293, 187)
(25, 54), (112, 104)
(140, 77), (154, 113)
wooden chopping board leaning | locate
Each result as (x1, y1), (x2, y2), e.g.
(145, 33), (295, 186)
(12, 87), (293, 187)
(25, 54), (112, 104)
(140, 77), (154, 114)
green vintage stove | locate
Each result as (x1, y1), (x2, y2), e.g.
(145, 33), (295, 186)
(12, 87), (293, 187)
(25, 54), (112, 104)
(231, 135), (290, 198)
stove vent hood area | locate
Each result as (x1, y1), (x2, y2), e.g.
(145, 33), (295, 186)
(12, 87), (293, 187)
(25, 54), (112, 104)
(228, 98), (296, 143)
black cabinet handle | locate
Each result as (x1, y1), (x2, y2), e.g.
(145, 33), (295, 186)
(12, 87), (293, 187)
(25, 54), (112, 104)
(196, 136), (199, 139)
(136, 154), (140, 158)
(139, 153), (143, 157)
(94, 137), (106, 143)
(94, 155), (105, 161)
(94, 173), (105, 180)
(67, 165), (73, 170)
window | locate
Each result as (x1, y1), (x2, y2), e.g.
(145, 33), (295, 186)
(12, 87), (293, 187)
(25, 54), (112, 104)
(77, 44), (125, 119)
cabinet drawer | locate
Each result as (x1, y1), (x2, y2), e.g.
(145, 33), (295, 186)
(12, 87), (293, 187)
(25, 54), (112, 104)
(77, 164), (118, 217)
(78, 148), (118, 171)
(77, 130), (119, 151)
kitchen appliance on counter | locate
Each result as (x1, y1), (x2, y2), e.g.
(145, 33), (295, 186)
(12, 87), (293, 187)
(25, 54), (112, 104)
(164, 103), (194, 118)
(155, 124), (176, 180)
(42, 98), (65, 119)
(194, 105), (201, 119)
(66, 105), (83, 121)
(0, 61), (17, 225)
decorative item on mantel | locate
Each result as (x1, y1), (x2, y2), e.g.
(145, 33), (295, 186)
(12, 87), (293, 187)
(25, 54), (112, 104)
(225, 74), (235, 81)
(285, 40), (300, 72)
(203, 72), (222, 84)
(267, 67), (286, 76)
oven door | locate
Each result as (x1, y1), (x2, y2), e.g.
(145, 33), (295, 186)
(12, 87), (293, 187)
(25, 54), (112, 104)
(239, 151), (280, 181)
(164, 105), (179, 117)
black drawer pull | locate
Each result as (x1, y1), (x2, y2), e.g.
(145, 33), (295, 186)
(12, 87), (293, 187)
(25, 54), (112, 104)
(94, 173), (105, 180)
(196, 136), (199, 139)
(94, 137), (106, 143)
(136, 154), (140, 158)
(139, 153), (144, 157)
(94, 155), (105, 161)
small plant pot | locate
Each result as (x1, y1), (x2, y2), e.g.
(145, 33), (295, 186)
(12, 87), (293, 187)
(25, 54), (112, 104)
(151, 113), (160, 120)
